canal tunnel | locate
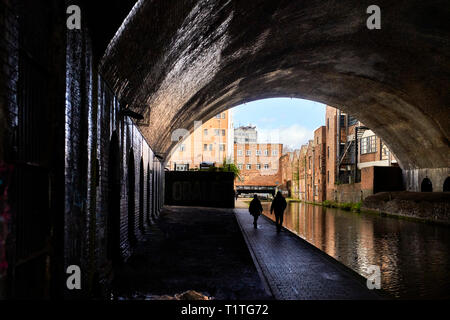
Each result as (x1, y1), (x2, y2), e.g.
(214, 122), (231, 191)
(0, 0), (449, 299)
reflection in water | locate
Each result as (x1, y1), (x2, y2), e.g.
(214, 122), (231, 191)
(261, 201), (450, 299)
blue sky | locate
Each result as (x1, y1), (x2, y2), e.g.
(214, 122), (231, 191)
(231, 98), (326, 149)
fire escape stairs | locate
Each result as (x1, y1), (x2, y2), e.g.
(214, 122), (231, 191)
(338, 125), (369, 167)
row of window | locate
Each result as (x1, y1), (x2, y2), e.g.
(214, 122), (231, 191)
(322, 136), (379, 156)
(182, 137), (377, 156)
(204, 128), (226, 136)
(203, 143), (226, 151)
(179, 143), (227, 152)
(238, 163), (271, 170)
(237, 150), (278, 156)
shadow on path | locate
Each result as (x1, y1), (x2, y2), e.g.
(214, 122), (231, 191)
(112, 206), (272, 300)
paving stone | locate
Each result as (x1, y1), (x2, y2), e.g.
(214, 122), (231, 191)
(234, 208), (379, 300)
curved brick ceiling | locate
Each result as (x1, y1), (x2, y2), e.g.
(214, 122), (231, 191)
(100, 0), (450, 170)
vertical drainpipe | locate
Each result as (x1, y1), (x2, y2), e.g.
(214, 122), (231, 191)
(354, 126), (358, 183)
(336, 109), (340, 186)
(312, 146), (315, 202)
(304, 156), (307, 201)
(297, 158), (300, 199)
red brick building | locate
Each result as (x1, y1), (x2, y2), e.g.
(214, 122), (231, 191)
(324, 106), (399, 202)
(234, 143), (283, 194)
(280, 106), (400, 204)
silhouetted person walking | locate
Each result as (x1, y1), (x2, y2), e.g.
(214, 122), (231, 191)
(249, 194), (263, 229)
(271, 191), (287, 233)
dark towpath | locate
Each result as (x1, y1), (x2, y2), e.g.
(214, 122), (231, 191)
(112, 206), (272, 300)
(234, 204), (379, 300)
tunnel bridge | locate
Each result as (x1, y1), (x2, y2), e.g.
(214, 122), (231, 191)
(0, 0), (449, 299)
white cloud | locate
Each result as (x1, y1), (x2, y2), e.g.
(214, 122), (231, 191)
(258, 124), (313, 149)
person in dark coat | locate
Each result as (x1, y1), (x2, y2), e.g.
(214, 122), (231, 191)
(271, 191), (287, 233)
(249, 194), (263, 229)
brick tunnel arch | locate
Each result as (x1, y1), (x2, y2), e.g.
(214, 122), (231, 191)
(96, 0), (449, 191)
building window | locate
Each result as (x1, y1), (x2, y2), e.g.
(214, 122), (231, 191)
(256, 150), (261, 156)
(219, 144), (225, 151)
(327, 118), (329, 130)
(264, 150), (268, 156)
(203, 144), (207, 151)
(246, 150), (251, 156)
(215, 114), (221, 119)
(256, 164), (261, 170)
(238, 150), (243, 156)
(214, 129), (220, 136)
(238, 164), (243, 170)
(204, 129), (208, 136)
(221, 129), (226, 136)
(327, 146), (330, 159)
(209, 144), (213, 151)
(175, 164), (188, 171)
(361, 136), (377, 154)
(246, 164), (251, 170)
(327, 171), (330, 183)
(272, 150), (277, 156)
(179, 144), (185, 152)
(221, 113), (225, 119)
(264, 164), (269, 169)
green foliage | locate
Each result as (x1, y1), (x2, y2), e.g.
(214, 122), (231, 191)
(220, 158), (241, 179)
(322, 200), (361, 212)
(340, 202), (353, 211)
(351, 201), (362, 212)
(322, 200), (334, 207)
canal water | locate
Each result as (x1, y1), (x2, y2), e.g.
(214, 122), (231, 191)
(259, 201), (450, 299)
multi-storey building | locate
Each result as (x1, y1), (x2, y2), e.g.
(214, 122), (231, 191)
(234, 125), (258, 144)
(325, 106), (399, 202)
(280, 106), (401, 203)
(234, 143), (283, 195)
(167, 110), (234, 170)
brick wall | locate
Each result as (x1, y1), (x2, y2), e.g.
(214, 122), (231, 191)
(0, 0), (165, 298)
(0, 0), (18, 298)
(325, 106), (337, 200)
(234, 143), (282, 187)
(64, 19), (165, 297)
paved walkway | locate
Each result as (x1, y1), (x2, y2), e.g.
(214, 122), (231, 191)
(234, 208), (379, 300)
(112, 206), (271, 300)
